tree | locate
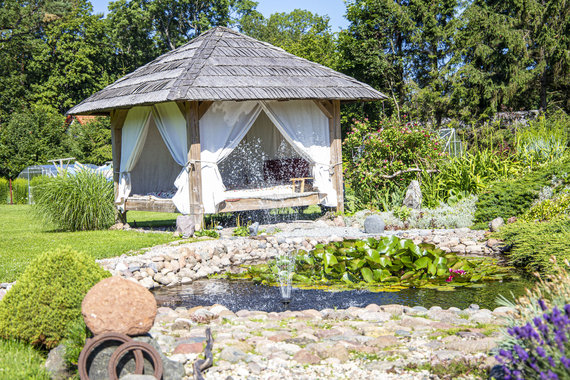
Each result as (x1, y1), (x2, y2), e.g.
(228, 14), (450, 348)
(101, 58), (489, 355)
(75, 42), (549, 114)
(29, 0), (114, 114)
(240, 9), (339, 69)
(0, 107), (66, 179)
(64, 117), (112, 165)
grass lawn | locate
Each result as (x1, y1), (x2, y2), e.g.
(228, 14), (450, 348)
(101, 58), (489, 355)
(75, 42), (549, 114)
(0, 205), (180, 283)
(0, 339), (50, 380)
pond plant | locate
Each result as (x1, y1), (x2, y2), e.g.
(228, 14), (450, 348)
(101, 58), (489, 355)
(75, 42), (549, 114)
(240, 236), (516, 291)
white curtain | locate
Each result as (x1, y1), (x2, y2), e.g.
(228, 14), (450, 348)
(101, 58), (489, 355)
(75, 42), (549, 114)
(260, 100), (337, 207)
(200, 101), (262, 213)
(152, 102), (189, 214)
(117, 106), (152, 208)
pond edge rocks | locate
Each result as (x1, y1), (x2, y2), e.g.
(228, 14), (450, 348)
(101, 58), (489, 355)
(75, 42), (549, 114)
(98, 228), (503, 290)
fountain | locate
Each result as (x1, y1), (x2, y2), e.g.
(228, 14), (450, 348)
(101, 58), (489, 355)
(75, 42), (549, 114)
(275, 251), (296, 306)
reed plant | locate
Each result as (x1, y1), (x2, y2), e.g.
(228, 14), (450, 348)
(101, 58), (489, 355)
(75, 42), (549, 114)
(516, 112), (569, 165)
(0, 178), (7, 204)
(34, 166), (114, 231)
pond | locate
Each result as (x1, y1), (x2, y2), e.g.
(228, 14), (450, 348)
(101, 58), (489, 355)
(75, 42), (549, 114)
(152, 278), (533, 313)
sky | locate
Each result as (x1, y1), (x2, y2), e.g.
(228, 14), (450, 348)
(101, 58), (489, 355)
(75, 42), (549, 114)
(90, 0), (350, 31)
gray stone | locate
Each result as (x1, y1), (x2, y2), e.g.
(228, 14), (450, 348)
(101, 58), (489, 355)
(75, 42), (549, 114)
(363, 215), (385, 234)
(469, 304), (480, 311)
(413, 306), (428, 312)
(403, 180), (422, 209)
(220, 347), (247, 363)
(395, 330), (411, 337)
(120, 376), (158, 380)
(176, 216), (195, 236)
(45, 344), (71, 380)
(249, 222), (260, 236)
(489, 217), (504, 232)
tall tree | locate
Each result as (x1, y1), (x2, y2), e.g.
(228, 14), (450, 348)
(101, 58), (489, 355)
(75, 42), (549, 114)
(240, 9), (339, 69)
(30, 0), (113, 114)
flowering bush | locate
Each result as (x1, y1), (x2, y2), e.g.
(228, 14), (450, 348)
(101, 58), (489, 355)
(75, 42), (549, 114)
(496, 301), (570, 380)
(343, 115), (444, 210)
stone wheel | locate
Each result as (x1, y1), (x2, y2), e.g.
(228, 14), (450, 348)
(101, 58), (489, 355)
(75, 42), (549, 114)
(107, 340), (163, 380)
(78, 332), (144, 380)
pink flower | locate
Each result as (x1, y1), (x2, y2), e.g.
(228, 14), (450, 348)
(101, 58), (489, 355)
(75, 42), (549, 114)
(446, 275), (453, 282)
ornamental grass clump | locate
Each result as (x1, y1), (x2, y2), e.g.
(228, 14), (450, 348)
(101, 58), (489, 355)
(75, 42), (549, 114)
(34, 166), (114, 231)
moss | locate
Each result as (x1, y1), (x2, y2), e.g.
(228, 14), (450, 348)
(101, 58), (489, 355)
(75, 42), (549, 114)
(0, 248), (110, 348)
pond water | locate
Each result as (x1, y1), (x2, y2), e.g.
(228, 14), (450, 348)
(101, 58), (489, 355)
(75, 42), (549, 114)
(153, 278), (533, 312)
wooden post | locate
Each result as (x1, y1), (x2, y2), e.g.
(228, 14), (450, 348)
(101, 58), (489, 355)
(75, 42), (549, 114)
(182, 101), (204, 229)
(110, 109), (128, 222)
(330, 100), (344, 213)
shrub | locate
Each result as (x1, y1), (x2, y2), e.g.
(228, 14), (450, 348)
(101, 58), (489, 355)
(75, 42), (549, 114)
(12, 178), (29, 204)
(0, 339), (51, 379)
(0, 248), (110, 348)
(34, 167), (114, 231)
(516, 111), (570, 165)
(496, 259), (570, 379)
(521, 191), (570, 222)
(495, 219), (570, 274)
(378, 195), (477, 230)
(0, 177), (7, 203)
(473, 157), (570, 228)
(343, 116), (444, 210)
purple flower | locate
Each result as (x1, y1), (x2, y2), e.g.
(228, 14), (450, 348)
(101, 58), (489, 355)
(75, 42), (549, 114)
(514, 345), (529, 361)
(564, 304), (570, 316)
(540, 371), (549, 380)
(539, 299), (548, 311)
(499, 349), (514, 361)
(561, 356), (570, 369)
(537, 346), (546, 357)
(547, 370), (558, 380)
(548, 356), (556, 367)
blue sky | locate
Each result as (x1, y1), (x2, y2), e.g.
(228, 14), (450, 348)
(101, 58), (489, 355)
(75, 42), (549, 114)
(90, 0), (349, 31)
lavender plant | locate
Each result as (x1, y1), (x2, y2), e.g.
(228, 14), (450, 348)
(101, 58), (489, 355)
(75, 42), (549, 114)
(495, 302), (570, 380)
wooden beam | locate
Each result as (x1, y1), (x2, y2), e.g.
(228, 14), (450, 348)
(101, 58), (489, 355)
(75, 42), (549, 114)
(329, 100), (344, 213)
(313, 100), (333, 119)
(110, 109), (128, 209)
(123, 197), (178, 213)
(185, 101), (204, 227)
(218, 193), (325, 213)
(198, 101), (213, 120)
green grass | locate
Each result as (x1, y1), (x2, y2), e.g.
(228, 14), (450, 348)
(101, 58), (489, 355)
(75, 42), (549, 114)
(0, 339), (50, 380)
(127, 210), (179, 228)
(0, 205), (179, 282)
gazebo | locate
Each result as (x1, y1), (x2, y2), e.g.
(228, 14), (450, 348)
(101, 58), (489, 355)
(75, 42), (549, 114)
(68, 26), (386, 227)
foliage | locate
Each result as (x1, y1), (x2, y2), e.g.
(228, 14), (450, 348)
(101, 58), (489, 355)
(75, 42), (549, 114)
(516, 112), (570, 165)
(233, 225), (250, 237)
(194, 229), (220, 238)
(522, 191), (570, 222)
(380, 195), (477, 229)
(343, 116), (444, 210)
(0, 339), (51, 380)
(0, 247), (110, 348)
(240, 9), (339, 69)
(62, 318), (91, 368)
(34, 168), (114, 231)
(246, 237), (515, 290)
(0, 106), (66, 179)
(495, 301), (570, 380)
(421, 150), (525, 207)
(0, 205), (178, 283)
(11, 178), (30, 205)
(496, 218), (570, 274)
(64, 117), (112, 166)
(0, 177), (7, 203)
(473, 158), (570, 227)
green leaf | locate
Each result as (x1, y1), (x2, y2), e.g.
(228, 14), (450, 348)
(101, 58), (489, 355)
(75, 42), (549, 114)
(361, 267), (374, 283)
(428, 263), (437, 276)
(414, 256), (430, 269)
(323, 252), (338, 268)
(378, 256), (392, 267)
(365, 249), (381, 264)
(341, 272), (356, 284)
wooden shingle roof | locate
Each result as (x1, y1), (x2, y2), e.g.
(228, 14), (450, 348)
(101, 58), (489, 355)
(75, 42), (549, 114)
(68, 26), (387, 115)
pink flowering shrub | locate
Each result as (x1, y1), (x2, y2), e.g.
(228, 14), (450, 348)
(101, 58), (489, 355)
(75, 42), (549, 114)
(343, 115), (445, 210)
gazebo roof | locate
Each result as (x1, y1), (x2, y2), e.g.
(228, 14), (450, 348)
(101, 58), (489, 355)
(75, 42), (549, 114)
(68, 26), (387, 115)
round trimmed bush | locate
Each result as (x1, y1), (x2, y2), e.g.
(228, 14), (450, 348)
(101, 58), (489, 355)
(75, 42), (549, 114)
(0, 248), (110, 348)
(34, 168), (114, 231)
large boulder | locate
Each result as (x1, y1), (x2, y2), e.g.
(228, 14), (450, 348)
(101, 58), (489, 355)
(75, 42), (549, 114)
(489, 217), (505, 232)
(82, 277), (157, 336)
(175, 216), (195, 236)
(403, 180), (422, 209)
(364, 215), (385, 234)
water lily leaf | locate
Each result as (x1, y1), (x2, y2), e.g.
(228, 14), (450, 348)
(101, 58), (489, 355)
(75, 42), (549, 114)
(414, 257), (430, 269)
(365, 249), (381, 264)
(435, 256), (448, 266)
(373, 269), (391, 281)
(470, 274), (482, 282)
(341, 272), (357, 284)
(436, 268), (448, 276)
(361, 267), (374, 283)
(401, 271), (415, 281)
(323, 252), (338, 268)
(293, 274), (311, 283)
(378, 256), (392, 267)
(348, 258), (366, 272)
(428, 263), (437, 276)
